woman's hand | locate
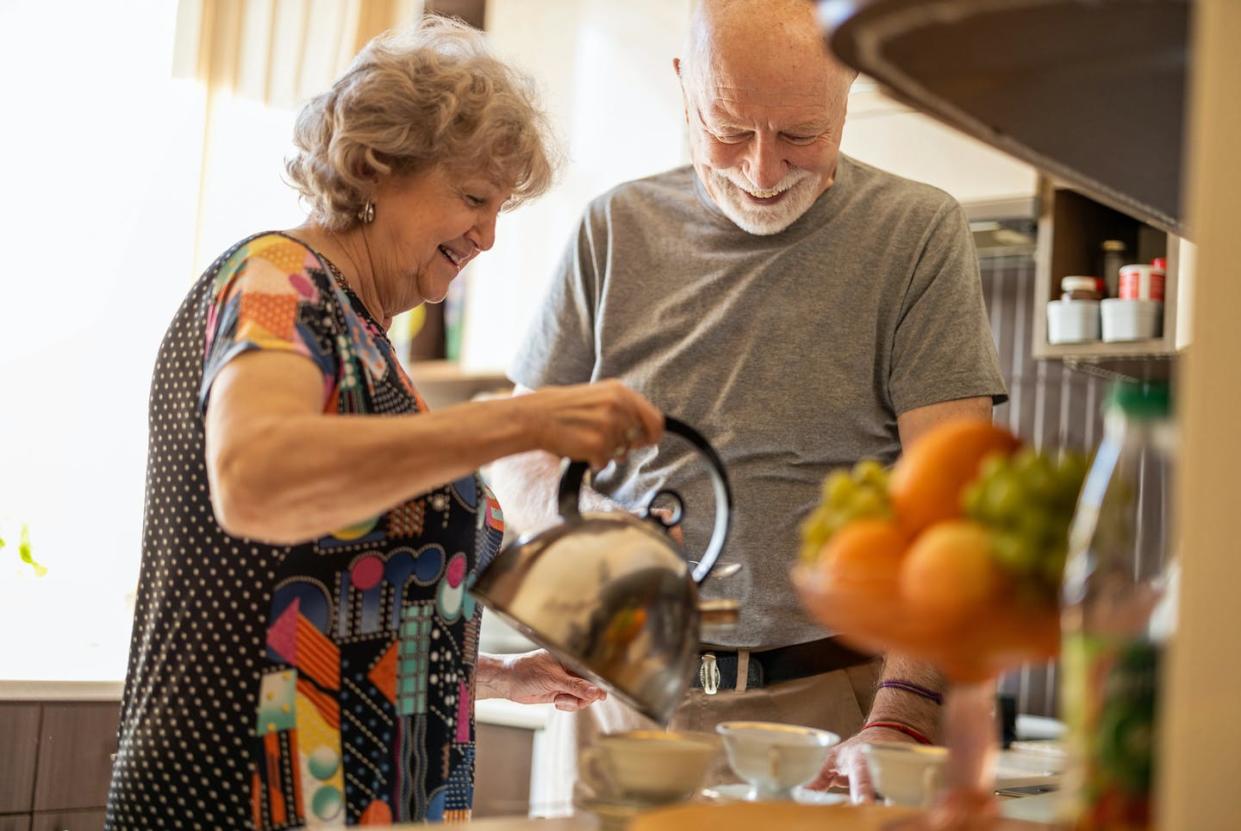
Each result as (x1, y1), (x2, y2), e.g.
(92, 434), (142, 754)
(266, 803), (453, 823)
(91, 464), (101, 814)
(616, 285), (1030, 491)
(516, 380), (664, 470)
(476, 650), (608, 712)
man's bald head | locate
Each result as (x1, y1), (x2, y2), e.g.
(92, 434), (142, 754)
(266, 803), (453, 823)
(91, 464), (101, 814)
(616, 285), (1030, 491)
(674, 0), (856, 235)
(679, 0), (855, 105)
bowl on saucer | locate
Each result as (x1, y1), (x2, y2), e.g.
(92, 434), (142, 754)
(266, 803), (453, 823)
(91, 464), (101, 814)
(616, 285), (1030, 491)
(716, 721), (840, 801)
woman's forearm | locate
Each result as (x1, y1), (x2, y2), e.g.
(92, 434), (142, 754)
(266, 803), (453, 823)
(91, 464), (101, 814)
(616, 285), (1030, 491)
(205, 351), (660, 543)
(210, 395), (534, 544)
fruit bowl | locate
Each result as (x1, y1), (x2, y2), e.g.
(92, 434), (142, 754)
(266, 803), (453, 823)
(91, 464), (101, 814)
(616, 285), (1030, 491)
(791, 418), (1085, 830)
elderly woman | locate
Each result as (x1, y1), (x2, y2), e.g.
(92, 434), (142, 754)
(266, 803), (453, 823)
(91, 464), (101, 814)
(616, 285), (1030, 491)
(104, 18), (662, 830)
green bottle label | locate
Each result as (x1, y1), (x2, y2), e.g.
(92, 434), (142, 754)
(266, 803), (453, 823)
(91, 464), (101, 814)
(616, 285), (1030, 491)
(1062, 635), (1160, 830)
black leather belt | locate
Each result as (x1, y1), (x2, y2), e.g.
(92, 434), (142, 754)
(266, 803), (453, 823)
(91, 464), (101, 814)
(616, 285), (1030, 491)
(690, 637), (876, 691)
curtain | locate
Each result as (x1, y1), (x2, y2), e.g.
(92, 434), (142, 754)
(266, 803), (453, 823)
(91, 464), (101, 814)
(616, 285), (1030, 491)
(171, 0), (424, 270)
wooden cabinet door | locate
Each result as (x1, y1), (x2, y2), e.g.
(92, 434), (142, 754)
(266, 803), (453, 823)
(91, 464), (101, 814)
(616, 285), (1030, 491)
(0, 704), (42, 813)
(473, 722), (533, 818)
(29, 810), (105, 831)
(0, 814), (33, 831)
(32, 704), (120, 812)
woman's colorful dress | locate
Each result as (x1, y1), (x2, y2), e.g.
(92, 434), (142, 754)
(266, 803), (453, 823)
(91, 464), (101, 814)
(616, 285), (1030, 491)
(105, 232), (504, 829)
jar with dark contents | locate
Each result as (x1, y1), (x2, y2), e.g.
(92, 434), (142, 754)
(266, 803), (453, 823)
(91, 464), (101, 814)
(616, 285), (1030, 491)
(1061, 276), (1103, 302)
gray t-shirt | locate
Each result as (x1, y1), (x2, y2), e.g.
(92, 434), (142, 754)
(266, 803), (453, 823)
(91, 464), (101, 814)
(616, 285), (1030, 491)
(510, 155), (1007, 649)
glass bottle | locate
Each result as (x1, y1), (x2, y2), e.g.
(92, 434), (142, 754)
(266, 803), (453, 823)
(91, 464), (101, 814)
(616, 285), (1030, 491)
(1060, 381), (1176, 830)
(1099, 240), (1127, 298)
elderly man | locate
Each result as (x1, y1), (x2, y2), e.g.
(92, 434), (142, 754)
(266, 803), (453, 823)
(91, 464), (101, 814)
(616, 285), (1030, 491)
(489, 0), (1006, 802)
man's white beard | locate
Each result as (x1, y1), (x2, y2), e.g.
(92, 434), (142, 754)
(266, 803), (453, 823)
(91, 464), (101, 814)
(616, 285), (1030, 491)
(708, 167), (820, 235)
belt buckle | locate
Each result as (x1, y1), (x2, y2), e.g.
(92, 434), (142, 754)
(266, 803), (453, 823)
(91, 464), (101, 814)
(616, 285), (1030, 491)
(699, 653), (721, 695)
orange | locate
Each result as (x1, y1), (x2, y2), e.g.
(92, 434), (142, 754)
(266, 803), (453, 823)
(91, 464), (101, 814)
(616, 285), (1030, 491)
(818, 518), (908, 599)
(888, 418), (1021, 536)
(900, 520), (1005, 628)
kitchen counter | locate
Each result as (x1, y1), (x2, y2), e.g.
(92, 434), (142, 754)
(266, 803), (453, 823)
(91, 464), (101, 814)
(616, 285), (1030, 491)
(385, 809), (1053, 829)
(0, 679), (125, 701)
(0, 680), (553, 729)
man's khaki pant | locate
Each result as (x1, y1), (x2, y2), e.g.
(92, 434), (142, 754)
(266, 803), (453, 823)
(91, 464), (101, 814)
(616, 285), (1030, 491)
(533, 656), (883, 815)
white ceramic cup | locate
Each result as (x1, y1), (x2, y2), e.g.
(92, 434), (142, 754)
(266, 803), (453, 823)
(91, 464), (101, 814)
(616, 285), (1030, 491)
(861, 741), (949, 807)
(580, 730), (720, 804)
(716, 721), (840, 800)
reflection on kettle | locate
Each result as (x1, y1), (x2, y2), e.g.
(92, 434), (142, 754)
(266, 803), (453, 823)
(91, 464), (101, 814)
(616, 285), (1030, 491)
(470, 417), (736, 724)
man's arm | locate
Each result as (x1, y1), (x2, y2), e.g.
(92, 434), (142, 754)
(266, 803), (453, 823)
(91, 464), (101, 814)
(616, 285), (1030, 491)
(809, 396), (993, 799)
(869, 396), (993, 735)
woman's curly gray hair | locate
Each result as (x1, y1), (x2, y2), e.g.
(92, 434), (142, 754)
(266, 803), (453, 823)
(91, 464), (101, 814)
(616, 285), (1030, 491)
(286, 16), (557, 230)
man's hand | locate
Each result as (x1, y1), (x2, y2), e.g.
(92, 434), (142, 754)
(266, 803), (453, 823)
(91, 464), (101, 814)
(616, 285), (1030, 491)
(478, 649), (608, 712)
(805, 725), (917, 803)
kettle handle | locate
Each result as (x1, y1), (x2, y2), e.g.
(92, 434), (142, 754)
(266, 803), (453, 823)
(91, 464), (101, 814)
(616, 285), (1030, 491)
(556, 416), (733, 584)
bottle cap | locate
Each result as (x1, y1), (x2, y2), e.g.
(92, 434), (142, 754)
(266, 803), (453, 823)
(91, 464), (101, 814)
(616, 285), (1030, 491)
(1061, 276), (1100, 292)
(1107, 380), (1172, 419)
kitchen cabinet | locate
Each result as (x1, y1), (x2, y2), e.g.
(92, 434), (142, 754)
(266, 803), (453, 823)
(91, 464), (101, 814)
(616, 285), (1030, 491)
(32, 704), (120, 813)
(0, 700), (118, 831)
(1031, 180), (1188, 375)
(28, 811), (105, 831)
(0, 818), (31, 831)
(0, 704), (41, 815)
(475, 722), (537, 818)
(0, 689), (548, 823)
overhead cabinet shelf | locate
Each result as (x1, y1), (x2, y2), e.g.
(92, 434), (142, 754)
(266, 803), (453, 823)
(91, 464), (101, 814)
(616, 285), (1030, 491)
(818, 0), (1191, 236)
(1030, 182), (1185, 379)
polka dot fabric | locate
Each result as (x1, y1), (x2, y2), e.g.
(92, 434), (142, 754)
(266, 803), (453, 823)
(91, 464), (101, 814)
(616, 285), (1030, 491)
(105, 233), (505, 829)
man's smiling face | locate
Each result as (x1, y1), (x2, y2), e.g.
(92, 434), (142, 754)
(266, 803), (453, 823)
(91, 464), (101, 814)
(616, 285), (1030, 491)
(677, 1), (853, 235)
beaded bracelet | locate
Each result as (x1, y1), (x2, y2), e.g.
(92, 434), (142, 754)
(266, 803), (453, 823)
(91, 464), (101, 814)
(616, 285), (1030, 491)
(878, 679), (944, 705)
(863, 720), (935, 746)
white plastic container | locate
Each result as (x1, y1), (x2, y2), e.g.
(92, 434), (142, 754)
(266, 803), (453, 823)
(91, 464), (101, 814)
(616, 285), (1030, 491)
(1101, 299), (1163, 341)
(1047, 299), (1101, 344)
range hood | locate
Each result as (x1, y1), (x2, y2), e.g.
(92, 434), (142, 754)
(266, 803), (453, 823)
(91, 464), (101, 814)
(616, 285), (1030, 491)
(817, 0), (1191, 237)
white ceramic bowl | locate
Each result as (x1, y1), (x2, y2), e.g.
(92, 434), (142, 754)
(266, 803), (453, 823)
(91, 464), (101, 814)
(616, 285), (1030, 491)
(581, 730), (720, 804)
(716, 721), (839, 800)
(861, 741), (949, 807)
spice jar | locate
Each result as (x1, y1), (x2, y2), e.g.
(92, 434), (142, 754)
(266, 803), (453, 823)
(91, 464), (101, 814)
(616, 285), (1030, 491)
(1061, 276), (1103, 301)
(1119, 264), (1166, 301)
(1048, 277), (1103, 344)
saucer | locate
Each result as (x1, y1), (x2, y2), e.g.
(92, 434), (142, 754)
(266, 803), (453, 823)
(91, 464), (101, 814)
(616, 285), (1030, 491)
(576, 796), (665, 831)
(702, 783), (848, 805)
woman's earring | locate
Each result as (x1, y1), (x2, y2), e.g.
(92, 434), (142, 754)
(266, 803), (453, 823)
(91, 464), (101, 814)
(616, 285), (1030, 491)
(358, 200), (376, 224)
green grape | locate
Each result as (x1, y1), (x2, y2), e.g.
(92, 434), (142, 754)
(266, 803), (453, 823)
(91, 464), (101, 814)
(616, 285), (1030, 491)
(978, 452), (1009, 484)
(853, 459), (889, 489)
(962, 480), (985, 518)
(983, 472), (1025, 524)
(1011, 447), (1041, 476)
(823, 470), (855, 507)
(968, 445), (1085, 600)
(992, 531), (1036, 574)
(1025, 461), (1058, 503)
(1016, 510), (1052, 548)
(850, 488), (888, 519)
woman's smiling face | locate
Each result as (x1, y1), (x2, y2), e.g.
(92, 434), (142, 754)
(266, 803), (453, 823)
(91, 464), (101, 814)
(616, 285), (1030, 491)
(369, 164), (510, 312)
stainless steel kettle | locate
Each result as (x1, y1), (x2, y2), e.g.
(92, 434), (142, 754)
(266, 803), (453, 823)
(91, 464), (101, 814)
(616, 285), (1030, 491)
(470, 417), (734, 724)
